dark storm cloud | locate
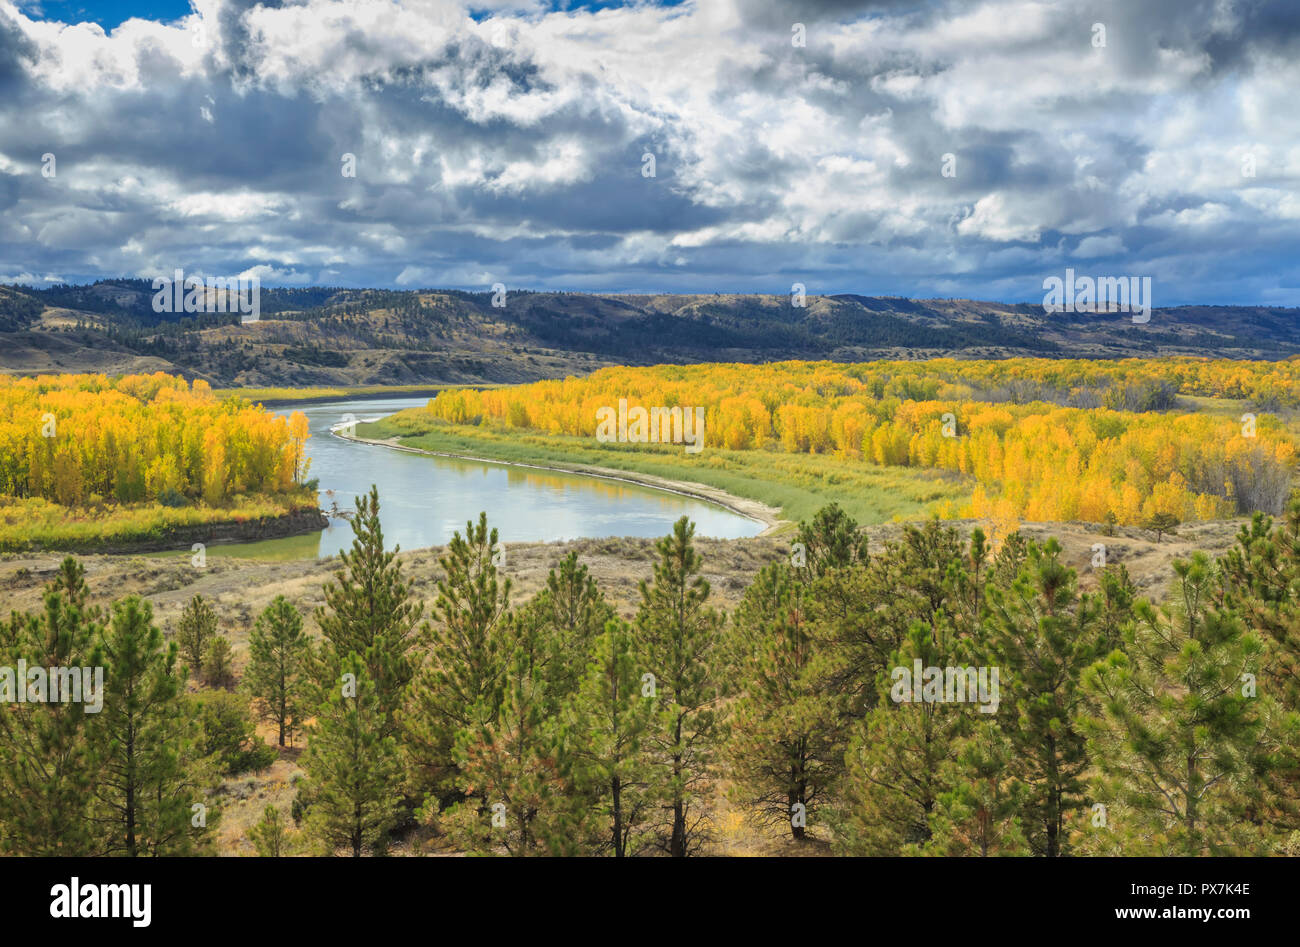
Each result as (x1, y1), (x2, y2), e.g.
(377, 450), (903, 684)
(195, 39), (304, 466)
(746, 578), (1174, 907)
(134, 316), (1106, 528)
(0, 0), (1296, 303)
(0, 5), (34, 96)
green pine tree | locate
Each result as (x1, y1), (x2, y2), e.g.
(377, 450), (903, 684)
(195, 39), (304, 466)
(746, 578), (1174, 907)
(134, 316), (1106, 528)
(402, 512), (511, 807)
(1081, 553), (1270, 855)
(791, 502), (868, 582)
(200, 634), (234, 689)
(1097, 563), (1138, 654)
(191, 690), (276, 776)
(516, 551), (615, 708)
(443, 634), (579, 856)
(176, 593), (218, 676)
(1215, 503), (1300, 835)
(726, 562), (844, 841)
(89, 595), (211, 856)
(0, 558), (102, 855)
(248, 803), (292, 856)
(1216, 505), (1300, 701)
(832, 618), (973, 855)
(300, 655), (403, 857)
(910, 721), (1030, 856)
(636, 516), (726, 857)
(1144, 511), (1180, 544)
(566, 618), (656, 856)
(983, 538), (1110, 856)
(312, 485), (424, 738)
(808, 520), (984, 722)
(245, 595), (309, 747)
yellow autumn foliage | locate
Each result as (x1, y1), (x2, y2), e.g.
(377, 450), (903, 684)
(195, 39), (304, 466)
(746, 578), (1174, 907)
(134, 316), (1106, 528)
(0, 372), (311, 508)
(411, 358), (1299, 525)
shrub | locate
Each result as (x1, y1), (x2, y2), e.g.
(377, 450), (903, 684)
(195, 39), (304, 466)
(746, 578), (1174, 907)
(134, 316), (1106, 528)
(201, 635), (235, 689)
(158, 486), (189, 508)
(192, 691), (276, 776)
(248, 804), (292, 857)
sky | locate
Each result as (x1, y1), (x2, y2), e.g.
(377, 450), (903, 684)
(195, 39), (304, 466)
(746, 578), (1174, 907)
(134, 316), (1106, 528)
(1, 0), (1299, 305)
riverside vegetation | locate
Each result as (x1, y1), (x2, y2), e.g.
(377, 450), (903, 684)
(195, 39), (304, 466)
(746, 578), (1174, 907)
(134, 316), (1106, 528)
(372, 356), (1299, 529)
(0, 372), (316, 551)
(3, 487), (1300, 857)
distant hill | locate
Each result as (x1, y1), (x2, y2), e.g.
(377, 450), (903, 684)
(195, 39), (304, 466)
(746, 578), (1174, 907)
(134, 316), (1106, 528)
(1, 281), (1297, 387)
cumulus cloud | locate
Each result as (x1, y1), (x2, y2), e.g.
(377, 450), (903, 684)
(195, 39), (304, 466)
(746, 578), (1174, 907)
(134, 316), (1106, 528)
(0, 0), (1297, 303)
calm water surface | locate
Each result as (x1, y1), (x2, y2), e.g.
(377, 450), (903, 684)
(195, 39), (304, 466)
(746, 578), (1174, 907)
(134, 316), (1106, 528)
(208, 397), (762, 559)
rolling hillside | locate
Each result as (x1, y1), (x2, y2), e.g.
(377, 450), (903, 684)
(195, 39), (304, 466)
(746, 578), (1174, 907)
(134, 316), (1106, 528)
(1, 281), (1297, 387)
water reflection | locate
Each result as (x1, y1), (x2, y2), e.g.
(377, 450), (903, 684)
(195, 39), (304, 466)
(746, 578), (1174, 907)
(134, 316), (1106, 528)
(205, 396), (761, 559)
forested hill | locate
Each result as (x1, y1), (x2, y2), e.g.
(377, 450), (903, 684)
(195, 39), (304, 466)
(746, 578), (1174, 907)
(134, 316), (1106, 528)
(1, 281), (1297, 387)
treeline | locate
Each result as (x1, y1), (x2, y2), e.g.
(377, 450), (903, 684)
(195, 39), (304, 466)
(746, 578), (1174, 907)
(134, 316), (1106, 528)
(0, 288), (43, 332)
(15, 281), (346, 325)
(414, 359), (1299, 525)
(5, 488), (1299, 856)
(0, 560), (272, 854)
(0, 372), (310, 506)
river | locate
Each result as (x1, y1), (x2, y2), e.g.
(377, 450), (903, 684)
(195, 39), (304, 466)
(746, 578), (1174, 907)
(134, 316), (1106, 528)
(209, 396), (764, 559)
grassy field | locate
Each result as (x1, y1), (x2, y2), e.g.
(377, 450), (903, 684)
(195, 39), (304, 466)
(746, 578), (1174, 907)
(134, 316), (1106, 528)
(0, 491), (321, 553)
(359, 416), (971, 526)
